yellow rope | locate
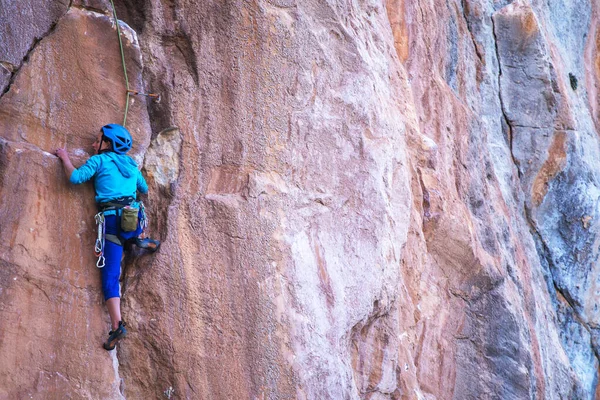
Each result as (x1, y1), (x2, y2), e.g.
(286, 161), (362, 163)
(109, 0), (131, 127)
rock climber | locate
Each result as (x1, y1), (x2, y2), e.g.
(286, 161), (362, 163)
(55, 123), (160, 350)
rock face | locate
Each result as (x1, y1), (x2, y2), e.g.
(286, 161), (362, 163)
(2, 0), (600, 399)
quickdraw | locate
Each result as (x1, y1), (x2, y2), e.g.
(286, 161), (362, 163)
(127, 89), (161, 103)
(139, 201), (148, 231)
(94, 212), (106, 268)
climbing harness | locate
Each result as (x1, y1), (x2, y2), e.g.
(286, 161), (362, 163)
(108, 0), (160, 127)
(94, 212), (106, 268)
(93, 198), (149, 265)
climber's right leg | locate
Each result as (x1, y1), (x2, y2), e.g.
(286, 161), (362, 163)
(101, 219), (126, 350)
(106, 297), (121, 331)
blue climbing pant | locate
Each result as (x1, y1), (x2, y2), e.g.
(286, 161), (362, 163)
(102, 240), (123, 300)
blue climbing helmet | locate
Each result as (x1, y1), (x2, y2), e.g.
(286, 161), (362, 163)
(101, 124), (132, 154)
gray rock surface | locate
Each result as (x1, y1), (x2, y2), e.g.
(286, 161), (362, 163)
(0, 0), (69, 66)
(0, 63), (11, 93)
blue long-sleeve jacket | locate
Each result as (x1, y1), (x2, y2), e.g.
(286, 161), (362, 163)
(70, 152), (148, 203)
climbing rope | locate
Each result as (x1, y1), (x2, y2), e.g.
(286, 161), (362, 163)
(109, 0), (131, 127)
(108, 1), (160, 127)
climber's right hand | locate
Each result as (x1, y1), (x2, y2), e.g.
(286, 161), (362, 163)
(55, 147), (68, 161)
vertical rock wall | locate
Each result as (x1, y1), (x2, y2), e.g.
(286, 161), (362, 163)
(2, 0), (600, 399)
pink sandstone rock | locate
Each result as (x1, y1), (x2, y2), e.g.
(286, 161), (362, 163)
(2, 1), (600, 399)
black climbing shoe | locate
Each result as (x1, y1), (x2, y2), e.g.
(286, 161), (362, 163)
(103, 321), (127, 351)
(135, 237), (161, 253)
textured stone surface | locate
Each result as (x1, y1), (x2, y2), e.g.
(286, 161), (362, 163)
(0, 6), (149, 400)
(0, 7), (150, 155)
(0, 0), (69, 66)
(3, 0), (600, 399)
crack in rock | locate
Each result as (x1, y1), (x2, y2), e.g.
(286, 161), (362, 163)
(490, 14), (519, 177)
(1, 4), (139, 101)
(0, 12), (68, 100)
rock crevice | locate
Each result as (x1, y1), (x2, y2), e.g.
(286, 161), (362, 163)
(0, 8), (67, 98)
